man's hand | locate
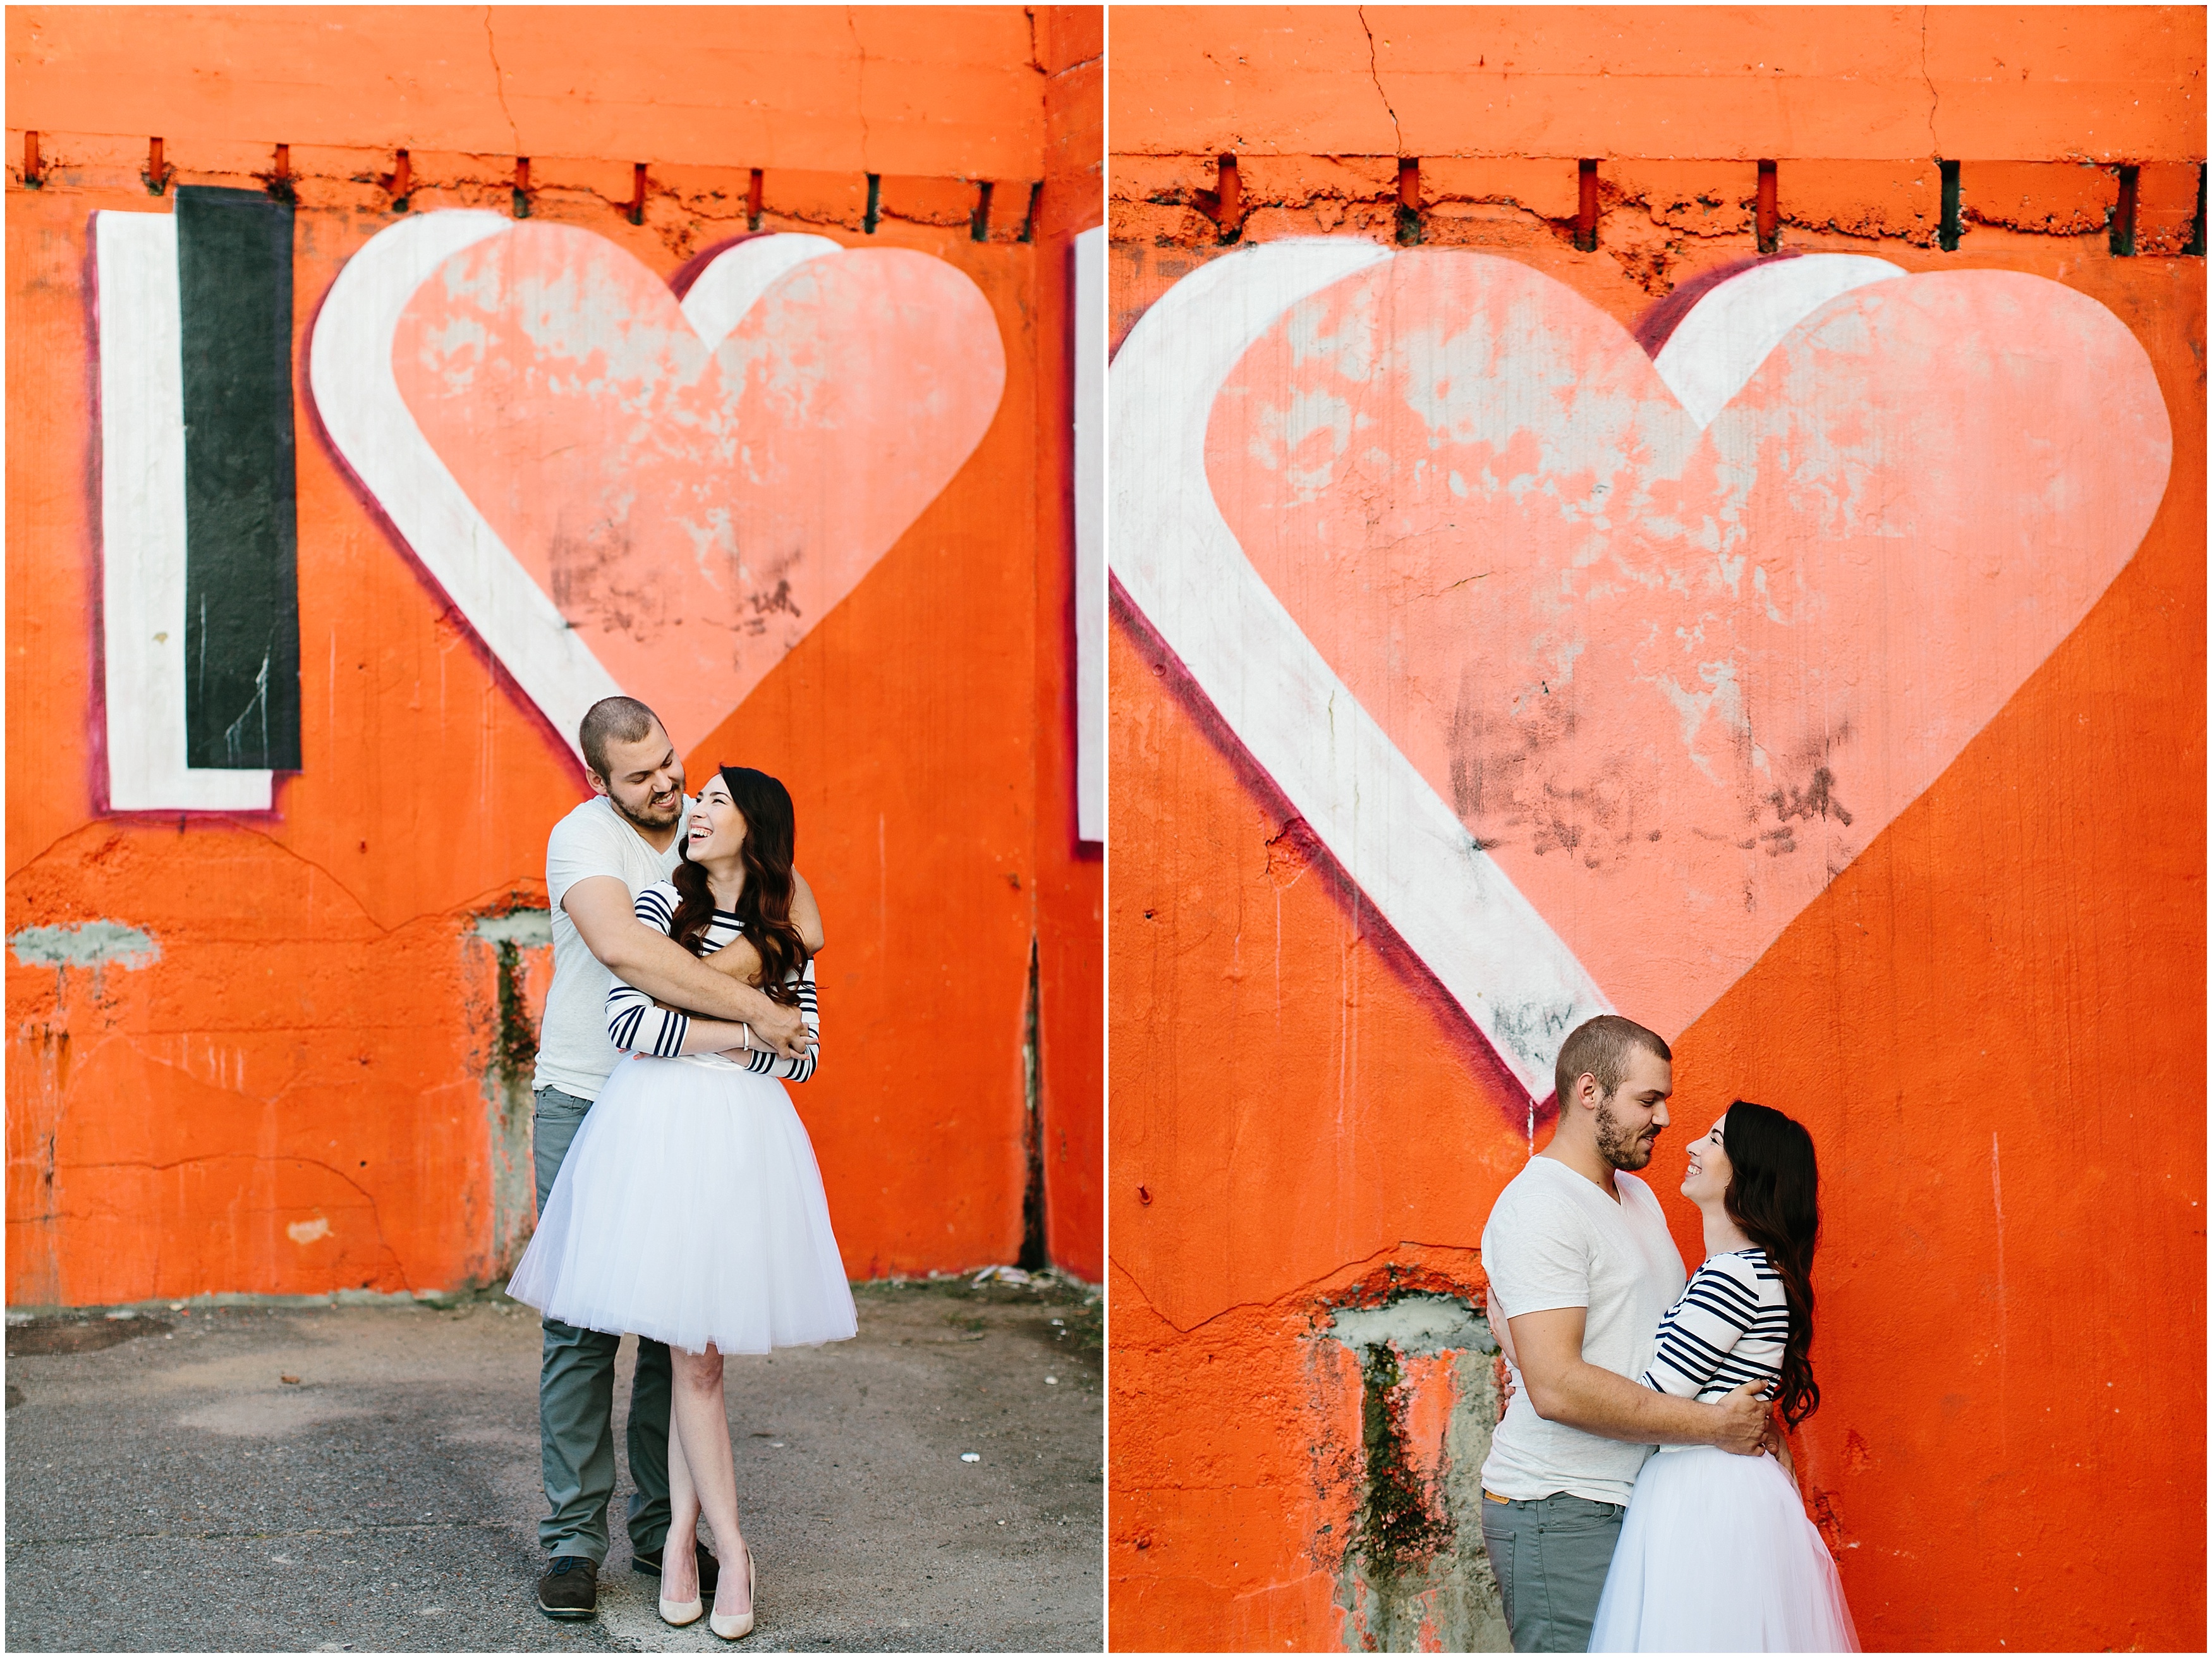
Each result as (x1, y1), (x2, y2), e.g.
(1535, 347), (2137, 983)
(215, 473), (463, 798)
(745, 999), (806, 1055)
(1763, 1411), (1797, 1481)
(1710, 1379), (1770, 1456)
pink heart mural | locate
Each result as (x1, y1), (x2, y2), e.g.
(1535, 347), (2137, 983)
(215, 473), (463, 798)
(1111, 246), (2170, 1094)
(312, 217), (1006, 756)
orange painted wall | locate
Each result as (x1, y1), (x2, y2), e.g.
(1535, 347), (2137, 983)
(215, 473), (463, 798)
(7, 5), (1103, 1304)
(1110, 5), (2205, 163)
(1108, 8), (2204, 1653)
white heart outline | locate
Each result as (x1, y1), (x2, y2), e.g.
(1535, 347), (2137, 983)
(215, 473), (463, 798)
(1652, 253), (1903, 427)
(308, 217), (843, 762)
(1108, 245), (1911, 1100)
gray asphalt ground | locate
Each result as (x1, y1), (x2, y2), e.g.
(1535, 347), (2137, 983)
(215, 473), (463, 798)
(4, 1277), (1103, 1653)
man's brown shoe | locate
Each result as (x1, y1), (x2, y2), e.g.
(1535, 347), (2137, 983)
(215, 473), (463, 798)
(537, 1554), (599, 1619)
(633, 1540), (720, 1594)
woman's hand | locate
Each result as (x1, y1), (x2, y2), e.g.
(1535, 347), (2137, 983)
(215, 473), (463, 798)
(715, 1032), (815, 1063)
(711, 1012), (817, 1064)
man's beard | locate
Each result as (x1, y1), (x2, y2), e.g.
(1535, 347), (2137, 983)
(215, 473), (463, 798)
(611, 786), (683, 832)
(1595, 1095), (1658, 1171)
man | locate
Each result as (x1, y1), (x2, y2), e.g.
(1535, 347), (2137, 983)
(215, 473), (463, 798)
(530, 696), (825, 1621)
(1476, 1015), (1768, 1654)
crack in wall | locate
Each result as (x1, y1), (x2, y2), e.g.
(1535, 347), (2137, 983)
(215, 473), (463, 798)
(1356, 8), (1405, 158)
(58, 1150), (411, 1291)
(1018, 934), (1048, 1271)
(848, 7), (875, 173)
(1112, 1240), (1494, 1336)
(8, 906), (556, 1298)
(8, 820), (549, 947)
(1920, 7), (1941, 157)
(483, 7), (522, 155)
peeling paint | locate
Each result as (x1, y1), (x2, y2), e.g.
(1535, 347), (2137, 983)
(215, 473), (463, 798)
(1324, 1292), (1498, 1359)
(470, 911), (552, 948)
(1207, 250), (2170, 1044)
(9, 920), (160, 970)
(370, 222), (1009, 754)
(1316, 1294), (1509, 1652)
(468, 909), (547, 1282)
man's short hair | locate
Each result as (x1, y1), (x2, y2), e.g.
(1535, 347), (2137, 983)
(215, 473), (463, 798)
(1553, 1014), (1672, 1107)
(578, 697), (664, 782)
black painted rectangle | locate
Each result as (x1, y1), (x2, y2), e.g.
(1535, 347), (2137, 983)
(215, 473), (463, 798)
(178, 185), (301, 770)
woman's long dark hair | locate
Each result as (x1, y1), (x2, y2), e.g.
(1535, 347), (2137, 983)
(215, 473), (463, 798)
(667, 765), (808, 1007)
(1720, 1100), (1823, 1429)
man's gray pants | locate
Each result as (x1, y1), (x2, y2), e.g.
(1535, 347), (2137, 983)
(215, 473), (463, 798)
(1478, 1492), (1626, 1654)
(533, 1085), (672, 1566)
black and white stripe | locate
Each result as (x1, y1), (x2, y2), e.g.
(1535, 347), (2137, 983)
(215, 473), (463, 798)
(1641, 1247), (1790, 1402)
(606, 881), (819, 1080)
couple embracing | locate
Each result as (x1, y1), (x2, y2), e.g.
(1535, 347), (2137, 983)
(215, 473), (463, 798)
(1479, 1015), (1859, 1654)
(509, 695), (855, 1640)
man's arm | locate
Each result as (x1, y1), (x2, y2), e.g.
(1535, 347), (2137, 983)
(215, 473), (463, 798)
(564, 876), (808, 1056)
(792, 871), (825, 956)
(1507, 1307), (1768, 1454)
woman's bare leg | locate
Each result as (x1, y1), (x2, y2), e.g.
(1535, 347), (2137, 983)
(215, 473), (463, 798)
(662, 1406), (702, 1606)
(669, 1344), (750, 1618)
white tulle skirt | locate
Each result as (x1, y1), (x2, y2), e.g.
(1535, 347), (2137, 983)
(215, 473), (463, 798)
(1588, 1446), (1860, 1653)
(507, 1051), (858, 1356)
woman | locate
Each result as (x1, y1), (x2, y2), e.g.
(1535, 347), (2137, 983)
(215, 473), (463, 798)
(509, 765), (856, 1641)
(1584, 1100), (1858, 1652)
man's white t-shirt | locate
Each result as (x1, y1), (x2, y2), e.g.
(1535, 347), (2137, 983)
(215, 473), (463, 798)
(533, 796), (687, 1100)
(1478, 1155), (1688, 1504)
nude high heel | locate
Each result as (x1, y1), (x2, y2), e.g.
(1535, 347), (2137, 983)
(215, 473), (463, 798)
(708, 1540), (755, 1640)
(657, 1547), (704, 1626)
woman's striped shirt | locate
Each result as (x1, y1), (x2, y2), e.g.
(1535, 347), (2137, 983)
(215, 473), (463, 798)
(604, 881), (819, 1082)
(1640, 1246), (1789, 1411)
